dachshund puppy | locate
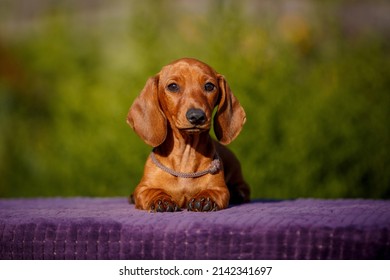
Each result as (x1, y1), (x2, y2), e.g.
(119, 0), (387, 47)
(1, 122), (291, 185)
(127, 58), (250, 212)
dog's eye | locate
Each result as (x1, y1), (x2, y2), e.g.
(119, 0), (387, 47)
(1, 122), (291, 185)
(204, 82), (215, 92)
(167, 83), (180, 93)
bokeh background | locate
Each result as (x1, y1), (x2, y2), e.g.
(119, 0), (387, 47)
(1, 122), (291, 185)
(1, 0), (389, 199)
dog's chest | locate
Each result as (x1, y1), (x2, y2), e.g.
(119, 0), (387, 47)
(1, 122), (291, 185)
(169, 175), (221, 205)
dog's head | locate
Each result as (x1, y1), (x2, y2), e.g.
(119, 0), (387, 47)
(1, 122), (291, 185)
(127, 58), (246, 146)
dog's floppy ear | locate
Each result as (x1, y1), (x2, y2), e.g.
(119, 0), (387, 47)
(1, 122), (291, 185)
(214, 75), (246, 145)
(127, 75), (167, 147)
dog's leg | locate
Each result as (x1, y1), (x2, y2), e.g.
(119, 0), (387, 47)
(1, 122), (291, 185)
(132, 186), (180, 212)
(187, 187), (230, 212)
(227, 181), (251, 204)
(214, 141), (250, 204)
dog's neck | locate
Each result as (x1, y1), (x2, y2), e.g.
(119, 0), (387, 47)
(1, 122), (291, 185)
(153, 127), (216, 174)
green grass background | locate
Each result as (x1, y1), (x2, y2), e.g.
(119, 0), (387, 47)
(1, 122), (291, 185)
(1, 0), (389, 199)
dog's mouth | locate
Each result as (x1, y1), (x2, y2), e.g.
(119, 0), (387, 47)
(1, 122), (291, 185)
(179, 126), (209, 134)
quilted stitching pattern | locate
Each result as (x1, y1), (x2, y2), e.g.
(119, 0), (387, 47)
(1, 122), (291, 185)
(0, 198), (389, 259)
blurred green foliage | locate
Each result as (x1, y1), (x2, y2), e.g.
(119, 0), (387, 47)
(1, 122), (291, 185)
(0, 0), (389, 199)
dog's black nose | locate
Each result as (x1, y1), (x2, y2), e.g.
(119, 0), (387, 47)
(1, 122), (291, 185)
(186, 109), (206, 125)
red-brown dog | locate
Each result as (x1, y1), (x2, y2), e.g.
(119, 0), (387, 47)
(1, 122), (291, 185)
(127, 58), (250, 212)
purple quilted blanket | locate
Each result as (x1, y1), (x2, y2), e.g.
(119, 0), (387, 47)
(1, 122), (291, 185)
(0, 198), (389, 259)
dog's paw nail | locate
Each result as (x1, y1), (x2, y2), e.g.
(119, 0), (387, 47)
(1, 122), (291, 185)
(187, 199), (195, 211)
(156, 205), (164, 212)
(194, 200), (202, 210)
(202, 197), (214, 211)
(202, 201), (212, 211)
(165, 202), (174, 212)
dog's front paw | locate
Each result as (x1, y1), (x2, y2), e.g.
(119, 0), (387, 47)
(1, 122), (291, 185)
(187, 197), (219, 212)
(150, 198), (180, 212)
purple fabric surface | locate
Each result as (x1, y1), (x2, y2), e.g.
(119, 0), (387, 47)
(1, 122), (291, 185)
(0, 198), (389, 260)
